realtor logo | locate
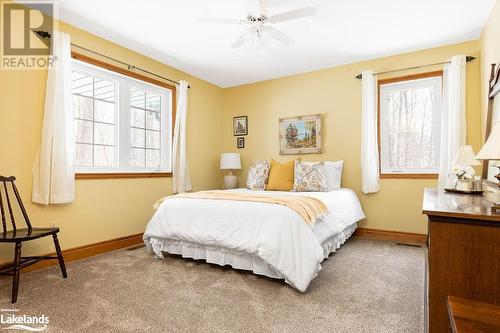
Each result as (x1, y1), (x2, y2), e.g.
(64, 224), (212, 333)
(1, 1), (57, 69)
(0, 308), (49, 332)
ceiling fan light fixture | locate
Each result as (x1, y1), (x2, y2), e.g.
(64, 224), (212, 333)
(199, 1), (316, 49)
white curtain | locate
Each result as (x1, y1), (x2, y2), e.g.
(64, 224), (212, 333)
(361, 70), (381, 194)
(172, 80), (192, 194)
(438, 55), (467, 188)
(32, 31), (74, 204)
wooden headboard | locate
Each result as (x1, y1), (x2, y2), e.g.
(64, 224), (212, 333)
(482, 63), (500, 179)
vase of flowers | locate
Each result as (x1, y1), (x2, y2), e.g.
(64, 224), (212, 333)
(451, 166), (475, 191)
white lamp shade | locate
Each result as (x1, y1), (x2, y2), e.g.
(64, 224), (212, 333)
(476, 121), (500, 160)
(452, 145), (481, 166)
(220, 153), (241, 170)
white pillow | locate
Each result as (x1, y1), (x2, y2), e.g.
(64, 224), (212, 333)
(302, 160), (343, 190)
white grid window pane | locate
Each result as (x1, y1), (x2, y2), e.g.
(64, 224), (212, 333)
(380, 76), (442, 174)
(130, 88), (162, 169)
(146, 130), (160, 149)
(146, 150), (160, 168)
(73, 95), (93, 120)
(74, 119), (93, 144)
(130, 148), (145, 167)
(146, 111), (160, 130)
(130, 88), (145, 108)
(146, 93), (161, 112)
(72, 72), (93, 97)
(131, 128), (145, 148)
(93, 78), (115, 102)
(94, 145), (115, 167)
(131, 108), (145, 128)
(94, 123), (115, 146)
(72, 59), (172, 173)
(94, 100), (115, 124)
(75, 143), (92, 166)
(72, 70), (117, 168)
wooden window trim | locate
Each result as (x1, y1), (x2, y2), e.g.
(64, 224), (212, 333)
(377, 70), (443, 179)
(71, 52), (176, 180)
(380, 174), (438, 179)
(75, 172), (172, 180)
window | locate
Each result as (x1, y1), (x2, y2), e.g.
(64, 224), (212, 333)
(72, 71), (117, 168)
(129, 88), (163, 168)
(71, 57), (174, 177)
(379, 72), (442, 177)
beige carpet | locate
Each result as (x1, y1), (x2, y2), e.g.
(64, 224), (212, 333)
(0, 238), (425, 332)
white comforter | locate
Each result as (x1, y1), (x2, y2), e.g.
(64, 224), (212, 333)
(143, 188), (365, 292)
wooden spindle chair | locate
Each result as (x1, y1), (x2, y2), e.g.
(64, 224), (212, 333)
(0, 176), (67, 303)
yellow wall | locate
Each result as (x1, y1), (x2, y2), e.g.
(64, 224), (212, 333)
(0, 19), (225, 260)
(222, 41), (482, 234)
(0, 4), (489, 263)
(480, 0), (500, 133)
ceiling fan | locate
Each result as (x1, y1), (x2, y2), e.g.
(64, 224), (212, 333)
(199, 0), (316, 48)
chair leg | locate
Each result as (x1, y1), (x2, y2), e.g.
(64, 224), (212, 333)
(52, 233), (67, 278)
(12, 242), (21, 304)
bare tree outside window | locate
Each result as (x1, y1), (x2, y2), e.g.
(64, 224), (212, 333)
(71, 59), (172, 174)
(380, 75), (442, 175)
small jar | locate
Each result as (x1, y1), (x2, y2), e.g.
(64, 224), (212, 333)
(456, 179), (470, 191)
(472, 176), (482, 191)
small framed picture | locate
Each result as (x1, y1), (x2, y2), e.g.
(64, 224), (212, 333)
(233, 116), (248, 136)
(237, 137), (245, 149)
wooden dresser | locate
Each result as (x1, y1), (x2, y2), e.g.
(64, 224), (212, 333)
(422, 188), (500, 333)
(447, 296), (500, 333)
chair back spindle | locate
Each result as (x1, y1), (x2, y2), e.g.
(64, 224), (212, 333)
(3, 181), (16, 231)
(0, 176), (32, 232)
(0, 184), (6, 233)
(12, 182), (32, 230)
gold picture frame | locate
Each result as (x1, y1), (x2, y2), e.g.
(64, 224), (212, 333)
(279, 114), (321, 155)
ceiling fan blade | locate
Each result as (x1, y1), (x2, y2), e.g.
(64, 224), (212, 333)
(231, 28), (254, 48)
(230, 33), (250, 49)
(243, 0), (262, 16)
(231, 35), (247, 49)
(263, 26), (293, 46)
(267, 7), (316, 24)
(199, 17), (246, 24)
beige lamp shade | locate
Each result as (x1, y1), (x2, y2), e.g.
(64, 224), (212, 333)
(476, 121), (500, 160)
(220, 153), (241, 170)
(452, 145), (481, 166)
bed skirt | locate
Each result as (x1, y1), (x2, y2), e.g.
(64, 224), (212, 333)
(146, 223), (357, 281)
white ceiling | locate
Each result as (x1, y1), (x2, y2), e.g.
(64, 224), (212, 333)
(55, 0), (496, 88)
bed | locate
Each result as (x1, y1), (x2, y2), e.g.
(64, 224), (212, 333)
(143, 188), (365, 292)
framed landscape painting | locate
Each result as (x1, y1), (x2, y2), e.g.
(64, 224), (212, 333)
(279, 114), (321, 155)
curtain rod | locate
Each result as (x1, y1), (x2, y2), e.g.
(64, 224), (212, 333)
(34, 30), (190, 88)
(355, 56), (476, 79)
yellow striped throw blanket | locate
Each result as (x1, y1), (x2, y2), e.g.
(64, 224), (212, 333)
(154, 190), (329, 225)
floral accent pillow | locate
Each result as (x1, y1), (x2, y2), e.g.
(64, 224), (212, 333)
(246, 160), (271, 190)
(292, 161), (328, 192)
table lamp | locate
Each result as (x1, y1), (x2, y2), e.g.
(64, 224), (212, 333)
(451, 145), (481, 191)
(452, 145), (482, 167)
(476, 121), (500, 213)
(476, 121), (500, 187)
(220, 153), (241, 189)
